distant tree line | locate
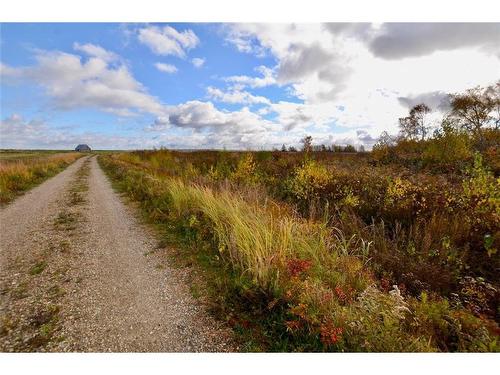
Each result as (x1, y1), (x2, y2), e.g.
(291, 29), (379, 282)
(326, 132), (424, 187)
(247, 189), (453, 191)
(279, 135), (365, 153)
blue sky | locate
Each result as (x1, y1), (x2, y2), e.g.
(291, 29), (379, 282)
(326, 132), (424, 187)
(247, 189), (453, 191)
(1, 23), (499, 149)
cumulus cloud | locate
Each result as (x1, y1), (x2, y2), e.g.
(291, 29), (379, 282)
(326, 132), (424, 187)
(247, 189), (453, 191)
(322, 23), (374, 40)
(1, 45), (279, 148)
(1, 48), (165, 117)
(224, 65), (276, 88)
(0, 113), (148, 149)
(154, 62), (178, 74)
(355, 130), (378, 147)
(151, 100), (275, 134)
(73, 42), (119, 62)
(206, 86), (270, 105)
(277, 42), (334, 82)
(0, 114), (47, 147)
(138, 25), (199, 58)
(269, 102), (314, 131)
(222, 24), (268, 57)
(191, 57), (205, 68)
(0, 62), (24, 78)
(223, 24), (355, 103)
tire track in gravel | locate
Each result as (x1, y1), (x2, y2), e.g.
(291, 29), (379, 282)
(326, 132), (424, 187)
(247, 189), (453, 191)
(1, 155), (235, 352)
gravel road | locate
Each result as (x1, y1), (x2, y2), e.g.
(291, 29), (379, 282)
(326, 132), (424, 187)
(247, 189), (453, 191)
(0, 156), (235, 352)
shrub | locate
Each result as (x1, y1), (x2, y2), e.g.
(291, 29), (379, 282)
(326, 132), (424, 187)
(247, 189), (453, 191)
(286, 160), (331, 201)
(231, 153), (259, 185)
(422, 126), (473, 171)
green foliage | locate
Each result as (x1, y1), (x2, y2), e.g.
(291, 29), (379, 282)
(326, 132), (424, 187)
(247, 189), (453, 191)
(462, 153), (499, 213)
(461, 153), (500, 258)
(286, 160), (331, 201)
(422, 124), (473, 170)
(411, 292), (498, 352)
(231, 153), (260, 185)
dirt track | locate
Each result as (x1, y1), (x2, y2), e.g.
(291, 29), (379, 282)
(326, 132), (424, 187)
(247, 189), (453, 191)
(0, 156), (234, 352)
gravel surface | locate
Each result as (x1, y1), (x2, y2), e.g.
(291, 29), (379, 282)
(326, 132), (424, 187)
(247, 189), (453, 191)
(1, 156), (235, 352)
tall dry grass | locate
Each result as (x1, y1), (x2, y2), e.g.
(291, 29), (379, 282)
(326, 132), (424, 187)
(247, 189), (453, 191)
(0, 152), (82, 204)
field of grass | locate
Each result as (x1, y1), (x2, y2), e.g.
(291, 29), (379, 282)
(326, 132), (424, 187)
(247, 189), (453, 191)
(0, 150), (84, 204)
(98, 145), (499, 352)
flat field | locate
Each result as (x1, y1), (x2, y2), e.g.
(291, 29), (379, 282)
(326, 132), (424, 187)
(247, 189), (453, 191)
(0, 150), (83, 204)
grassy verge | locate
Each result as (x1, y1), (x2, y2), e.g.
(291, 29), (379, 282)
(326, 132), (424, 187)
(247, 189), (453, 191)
(113, 149), (499, 316)
(99, 153), (499, 352)
(0, 152), (83, 204)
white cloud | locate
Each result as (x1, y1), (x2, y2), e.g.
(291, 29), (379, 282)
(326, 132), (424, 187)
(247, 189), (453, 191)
(0, 113), (160, 150)
(138, 25), (199, 58)
(154, 62), (178, 74)
(224, 65), (276, 88)
(0, 114), (47, 148)
(73, 42), (118, 62)
(0, 62), (23, 78)
(1, 49), (165, 117)
(153, 100), (275, 134)
(1, 46), (280, 148)
(206, 86), (270, 105)
(191, 57), (205, 68)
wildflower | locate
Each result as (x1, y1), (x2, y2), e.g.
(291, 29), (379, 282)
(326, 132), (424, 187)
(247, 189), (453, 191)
(286, 258), (312, 277)
(321, 290), (334, 303)
(320, 322), (343, 346)
(335, 286), (347, 302)
(290, 303), (308, 320)
(380, 277), (391, 292)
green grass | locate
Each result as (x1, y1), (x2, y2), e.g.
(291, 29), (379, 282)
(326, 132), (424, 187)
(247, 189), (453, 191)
(29, 261), (47, 275)
(53, 211), (78, 231)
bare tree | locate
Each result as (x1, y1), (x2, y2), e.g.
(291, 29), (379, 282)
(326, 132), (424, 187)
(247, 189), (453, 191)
(375, 131), (395, 147)
(301, 135), (313, 153)
(486, 82), (500, 130)
(399, 103), (431, 141)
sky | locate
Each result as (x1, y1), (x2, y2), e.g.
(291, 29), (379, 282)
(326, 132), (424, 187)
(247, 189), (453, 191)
(1, 23), (499, 150)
